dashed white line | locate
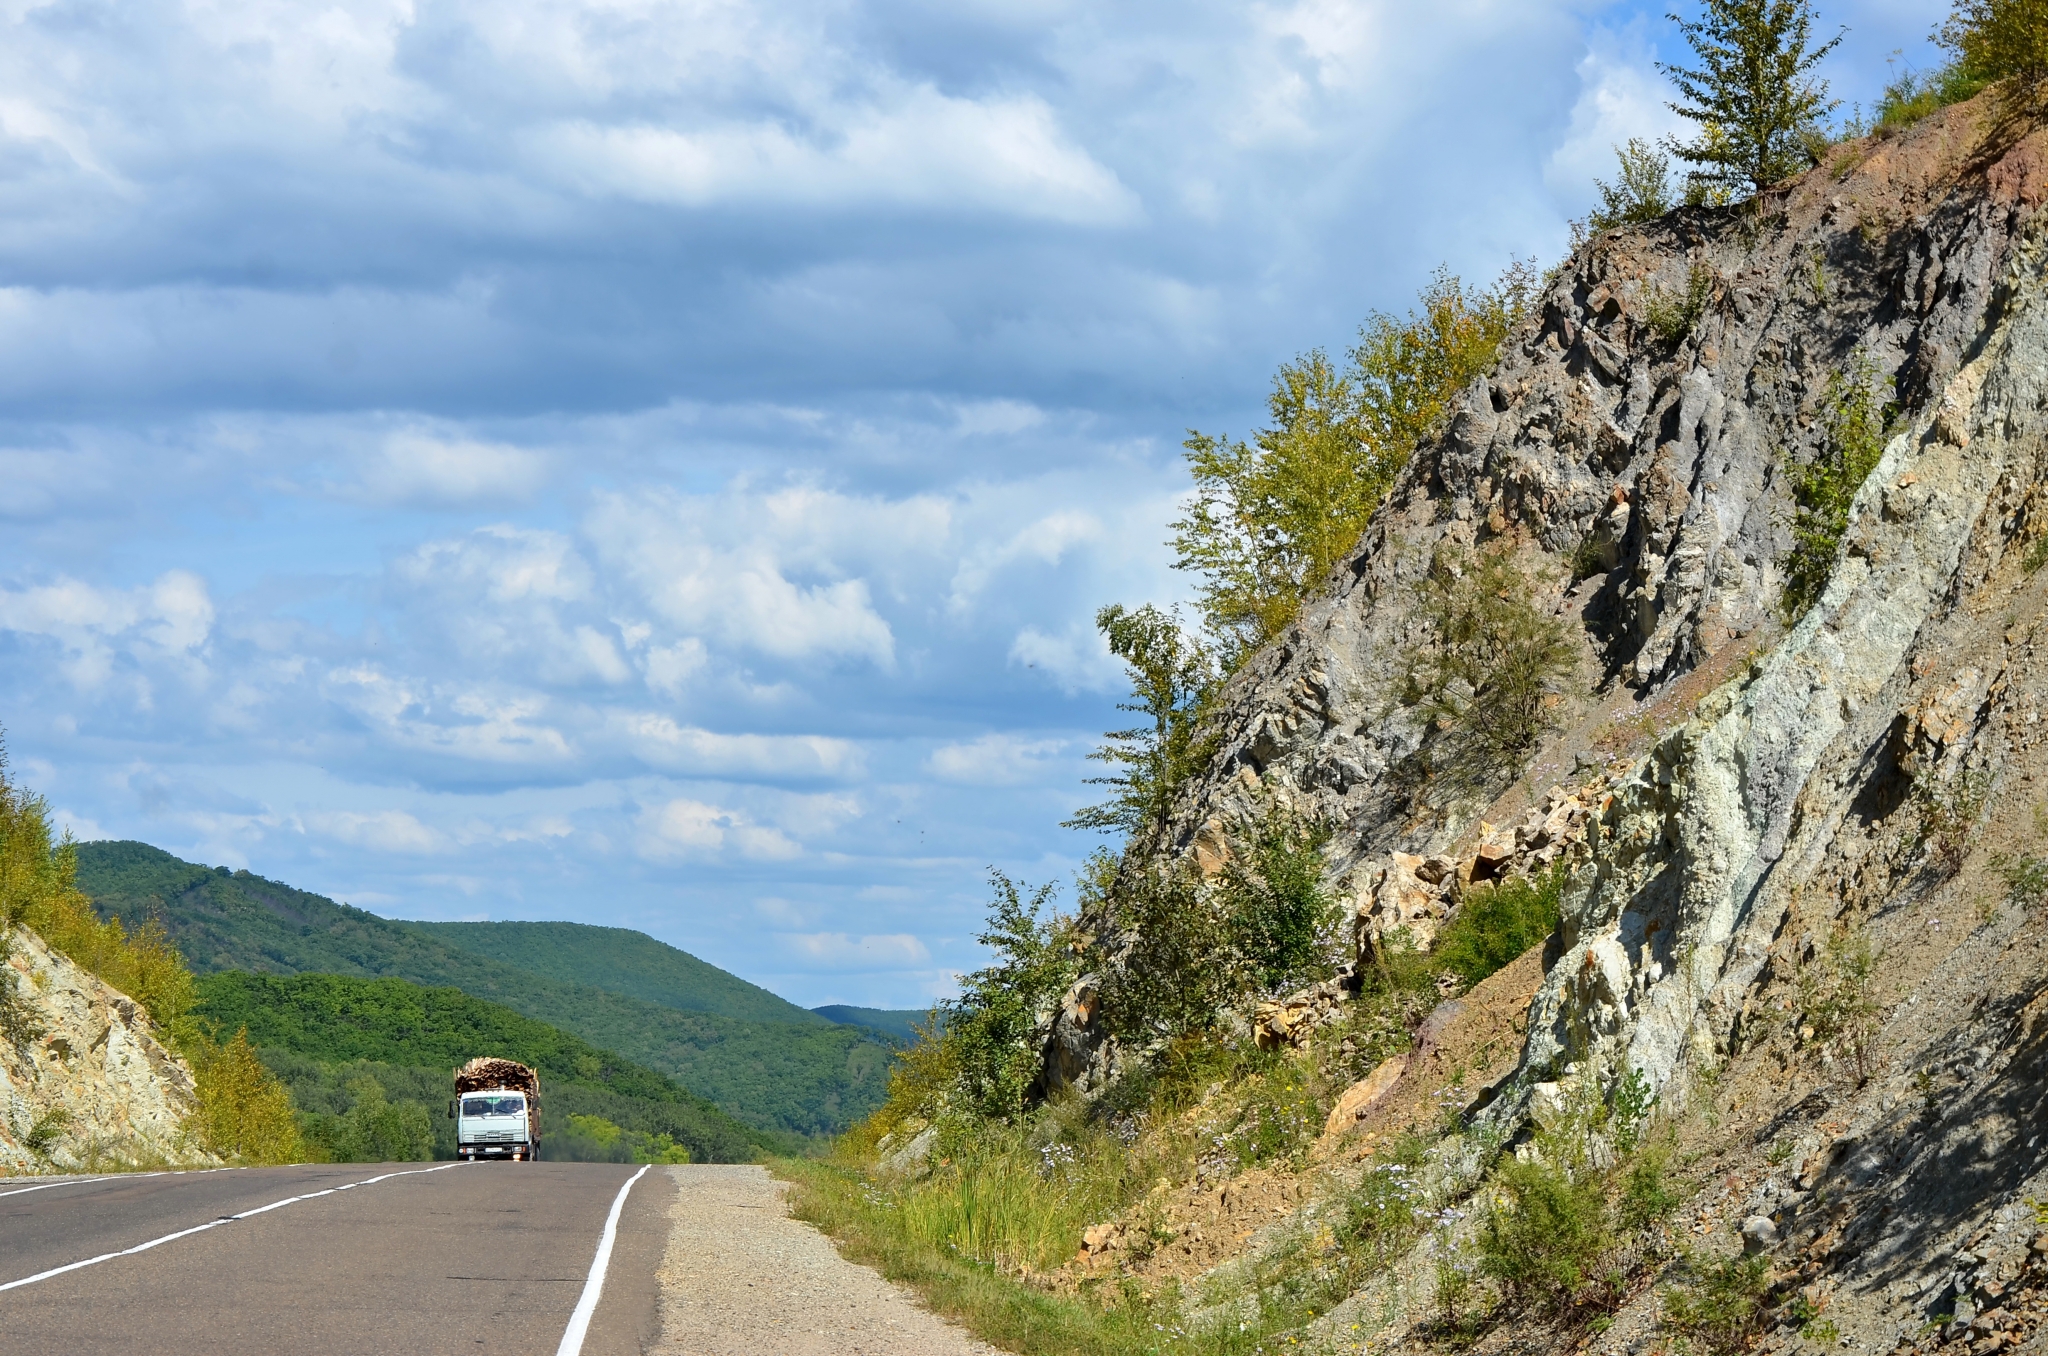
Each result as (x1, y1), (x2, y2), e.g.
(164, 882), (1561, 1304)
(554, 1164), (651, 1356)
(0, 1161), (466, 1292)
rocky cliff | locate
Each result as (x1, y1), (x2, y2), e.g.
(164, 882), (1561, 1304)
(1128, 94), (2048, 1354)
(0, 926), (210, 1174)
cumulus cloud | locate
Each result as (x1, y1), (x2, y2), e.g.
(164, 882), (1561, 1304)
(926, 733), (1070, 786)
(306, 808), (445, 854)
(0, 570), (213, 693)
(783, 932), (932, 968)
(357, 431), (549, 507)
(1008, 621), (1122, 695)
(638, 797), (801, 862)
(1544, 20), (1689, 207)
(612, 713), (865, 781)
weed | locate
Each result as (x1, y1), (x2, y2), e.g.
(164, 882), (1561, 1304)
(20, 1105), (70, 1161)
(1917, 768), (1991, 872)
(0, 930), (44, 1051)
(1478, 1155), (1612, 1316)
(1662, 1251), (1771, 1355)
(1767, 1138), (1796, 1166)
(2025, 536), (2048, 575)
(1618, 1139), (1683, 1232)
(1644, 261), (1716, 345)
(1432, 866), (1566, 992)
(1799, 931), (1881, 1086)
(1809, 245), (1829, 303)
(1610, 1066), (1657, 1155)
(1996, 852), (2048, 910)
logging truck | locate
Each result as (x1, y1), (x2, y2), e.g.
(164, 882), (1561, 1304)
(451, 1057), (541, 1161)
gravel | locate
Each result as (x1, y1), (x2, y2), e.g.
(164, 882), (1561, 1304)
(650, 1165), (1001, 1355)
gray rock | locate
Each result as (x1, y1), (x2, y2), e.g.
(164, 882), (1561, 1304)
(1742, 1215), (1780, 1254)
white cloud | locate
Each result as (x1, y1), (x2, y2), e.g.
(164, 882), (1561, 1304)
(358, 431), (549, 507)
(307, 808), (444, 854)
(1008, 621), (1122, 695)
(946, 510), (1102, 612)
(784, 932), (932, 968)
(926, 733), (1070, 786)
(0, 570), (213, 692)
(532, 87), (1139, 226)
(638, 797), (802, 862)
(640, 638), (708, 698)
(613, 712), (864, 781)
(1545, 21), (1688, 205)
(323, 666), (577, 766)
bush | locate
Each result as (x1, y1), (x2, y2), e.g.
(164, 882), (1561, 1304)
(189, 1029), (306, 1164)
(1587, 139), (1673, 233)
(1783, 356), (1892, 619)
(1662, 1252), (1771, 1354)
(942, 873), (1080, 1121)
(1799, 931), (1880, 1085)
(1216, 804), (1341, 992)
(1102, 863), (1240, 1045)
(1939, 1), (2048, 105)
(1478, 1155), (1612, 1315)
(1644, 261), (1717, 345)
(1873, 59), (1993, 129)
(1064, 605), (1219, 838)
(1432, 866), (1564, 991)
(1403, 547), (1578, 789)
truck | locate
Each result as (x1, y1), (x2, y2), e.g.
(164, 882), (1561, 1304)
(451, 1057), (541, 1161)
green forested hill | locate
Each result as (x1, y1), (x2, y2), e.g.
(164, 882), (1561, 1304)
(195, 971), (776, 1162)
(405, 920), (824, 1025)
(76, 842), (895, 1137)
(813, 1005), (931, 1043)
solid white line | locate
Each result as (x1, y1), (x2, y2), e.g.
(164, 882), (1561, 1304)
(554, 1164), (651, 1356)
(0, 1161), (465, 1292)
(0, 1176), (120, 1199)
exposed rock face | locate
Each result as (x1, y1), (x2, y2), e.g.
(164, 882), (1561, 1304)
(1163, 103), (2042, 910)
(0, 926), (209, 1174)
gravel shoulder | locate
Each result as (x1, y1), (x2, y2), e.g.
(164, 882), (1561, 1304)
(652, 1165), (999, 1356)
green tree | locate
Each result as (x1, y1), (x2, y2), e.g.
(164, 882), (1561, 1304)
(1661, 0), (1844, 196)
(1940, 0), (2048, 87)
(1588, 138), (1675, 232)
(1063, 604), (1219, 837)
(1174, 265), (1536, 666)
(1217, 806), (1339, 991)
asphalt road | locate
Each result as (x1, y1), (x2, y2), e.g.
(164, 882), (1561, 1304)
(0, 1160), (676, 1355)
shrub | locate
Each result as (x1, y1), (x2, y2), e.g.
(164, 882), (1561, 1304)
(1874, 59), (1993, 129)
(1617, 1139), (1683, 1231)
(1939, 1), (2048, 107)
(1644, 260), (1717, 344)
(1783, 356), (1893, 619)
(1587, 139), (1674, 233)
(1799, 931), (1881, 1085)
(1662, 1252), (1771, 1354)
(189, 1028), (306, 1164)
(1404, 547), (1578, 789)
(1102, 863), (1241, 1044)
(1661, 0), (1843, 196)
(1917, 767), (1990, 870)
(1998, 851), (2048, 909)
(943, 873), (1081, 1122)
(1216, 804), (1341, 992)
(1432, 866), (1564, 991)
(1478, 1155), (1613, 1315)
(0, 930), (45, 1050)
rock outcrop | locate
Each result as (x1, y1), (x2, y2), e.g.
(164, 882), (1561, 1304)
(0, 926), (209, 1173)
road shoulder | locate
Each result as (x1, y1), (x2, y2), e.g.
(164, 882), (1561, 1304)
(651, 1165), (999, 1356)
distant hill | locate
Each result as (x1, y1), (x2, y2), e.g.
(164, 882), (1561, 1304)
(406, 920), (825, 1026)
(813, 1005), (931, 1044)
(196, 971), (779, 1162)
(76, 842), (896, 1137)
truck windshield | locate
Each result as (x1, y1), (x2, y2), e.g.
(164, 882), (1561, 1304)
(461, 1096), (525, 1117)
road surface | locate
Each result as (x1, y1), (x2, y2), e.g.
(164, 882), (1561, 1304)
(0, 1162), (993, 1355)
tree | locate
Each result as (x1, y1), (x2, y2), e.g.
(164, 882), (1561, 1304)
(942, 873), (1078, 1119)
(1587, 139), (1674, 232)
(1938, 0), (2048, 104)
(1063, 605), (1219, 837)
(1661, 0), (1844, 196)
(1173, 264), (1536, 666)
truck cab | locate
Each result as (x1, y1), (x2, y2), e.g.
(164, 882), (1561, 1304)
(454, 1090), (534, 1160)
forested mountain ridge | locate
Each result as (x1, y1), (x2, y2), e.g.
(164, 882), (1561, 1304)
(75, 841), (894, 1137)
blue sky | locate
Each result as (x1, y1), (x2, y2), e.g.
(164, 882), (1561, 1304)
(0, 0), (1942, 1008)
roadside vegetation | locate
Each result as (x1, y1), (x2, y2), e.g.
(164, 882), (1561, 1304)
(774, 4), (2036, 1353)
(0, 738), (302, 1168)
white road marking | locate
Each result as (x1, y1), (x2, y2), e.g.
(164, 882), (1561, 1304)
(0, 1166), (248, 1201)
(0, 1176), (120, 1199)
(0, 1161), (465, 1291)
(555, 1164), (651, 1356)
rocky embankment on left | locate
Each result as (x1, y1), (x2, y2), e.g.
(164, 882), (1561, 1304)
(1, 926), (210, 1174)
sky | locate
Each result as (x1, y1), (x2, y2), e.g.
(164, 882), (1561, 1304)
(0, 0), (1945, 1009)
